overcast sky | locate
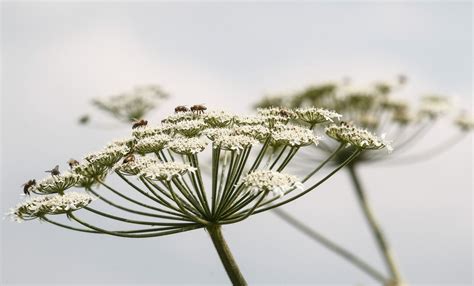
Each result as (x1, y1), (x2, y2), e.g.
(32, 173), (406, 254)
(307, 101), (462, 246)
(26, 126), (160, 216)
(1, 2), (472, 285)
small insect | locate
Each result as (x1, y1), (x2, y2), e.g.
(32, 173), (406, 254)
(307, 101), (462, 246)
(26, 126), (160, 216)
(279, 109), (292, 118)
(122, 153), (135, 164)
(21, 179), (36, 196)
(132, 119), (148, 129)
(68, 159), (79, 169)
(190, 104), (207, 114)
(45, 165), (60, 176)
(174, 105), (189, 113)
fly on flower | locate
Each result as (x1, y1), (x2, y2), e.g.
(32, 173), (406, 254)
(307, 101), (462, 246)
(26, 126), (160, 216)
(190, 104), (207, 114)
(45, 165), (60, 176)
(21, 179), (36, 196)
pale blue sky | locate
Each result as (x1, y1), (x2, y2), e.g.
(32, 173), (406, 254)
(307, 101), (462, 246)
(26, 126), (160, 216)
(1, 2), (472, 285)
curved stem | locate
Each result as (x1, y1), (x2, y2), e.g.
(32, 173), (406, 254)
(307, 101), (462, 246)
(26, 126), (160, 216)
(115, 172), (167, 206)
(87, 188), (190, 221)
(348, 166), (403, 284)
(41, 216), (190, 234)
(302, 143), (344, 183)
(99, 180), (173, 214)
(83, 207), (190, 227)
(41, 216), (98, 233)
(272, 209), (387, 283)
(219, 191), (267, 224)
(206, 224), (247, 285)
(69, 213), (201, 238)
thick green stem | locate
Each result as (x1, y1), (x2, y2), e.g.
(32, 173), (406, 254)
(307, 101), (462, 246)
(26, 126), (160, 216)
(206, 225), (247, 285)
(348, 166), (403, 285)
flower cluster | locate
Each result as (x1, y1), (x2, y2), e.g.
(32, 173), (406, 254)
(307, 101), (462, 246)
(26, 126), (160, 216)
(115, 156), (158, 176)
(272, 124), (321, 147)
(454, 112), (474, 131)
(213, 134), (259, 152)
(326, 122), (392, 152)
(33, 172), (81, 195)
(91, 85), (168, 122)
(134, 134), (172, 155)
(418, 95), (452, 119)
(254, 76), (472, 165)
(11, 192), (96, 222)
(140, 161), (197, 181)
(242, 170), (303, 197)
(13, 107), (379, 244)
(168, 137), (208, 154)
(295, 107), (342, 125)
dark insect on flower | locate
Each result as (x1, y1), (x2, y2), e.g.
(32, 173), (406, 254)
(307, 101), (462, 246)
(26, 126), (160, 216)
(279, 109), (292, 118)
(174, 105), (189, 113)
(190, 104), (207, 114)
(68, 159), (80, 169)
(122, 153), (135, 164)
(21, 179), (36, 196)
(132, 119), (148, 129)
(45, 165), (60, 176)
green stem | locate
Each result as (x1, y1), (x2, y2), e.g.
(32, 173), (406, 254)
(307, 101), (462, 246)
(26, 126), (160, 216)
(302, 143), (344, 183)
(348, 166), (403, 285)
(272, 209), (387, 283)
(206, 224), (247, 285)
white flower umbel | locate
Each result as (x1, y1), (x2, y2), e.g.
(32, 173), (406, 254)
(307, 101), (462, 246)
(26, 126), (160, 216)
(92, 85), (168, 122)
(11, 192), (96, 222)
(242, 170), (303, 197)
(134, 134), (172, 155)
(204, 111), (235, 128)
(140, 162), (196, 181)
(454, 112), (474, 131)
(85, 143), (130, 168)
(115, 156), (158, 176)
(418, 95), (451, 119)
(326, 122), (392, 152)
(168, 137), (208, 155)
(33, 172), (81, 195)
(257, 107), (296, 119)
(212, 135), (259, 153)
(132, 125), (172, 139)
(381, 98), (409, 111)
(392, 108), (416, 125)
(295, 107), (342, 125)
(161, 111), (197, 124)
(233, 125), (270, 141)
(272, 124), (321, 147)
(234, 115), (266, 126)
(203, 128), (234, 140)
(257, 107), (295, 126)
(173, 119), (208, 137)
(72, 161), (109, 187)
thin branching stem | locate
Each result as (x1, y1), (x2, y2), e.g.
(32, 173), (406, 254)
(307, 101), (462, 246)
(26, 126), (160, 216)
(69, 213), (201, 238)
(87, 188), (190, 221)
(348, 166), (403, 284)
(272, 209), (387, 283)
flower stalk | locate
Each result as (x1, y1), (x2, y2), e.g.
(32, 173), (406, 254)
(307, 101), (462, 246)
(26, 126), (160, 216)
(207, 224), (247, 285)
(348, 165), (403, 285)
(273, 208), (387, 283)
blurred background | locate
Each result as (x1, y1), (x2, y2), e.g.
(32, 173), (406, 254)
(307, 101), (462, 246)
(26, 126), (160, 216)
(1, 2), (472, 285)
